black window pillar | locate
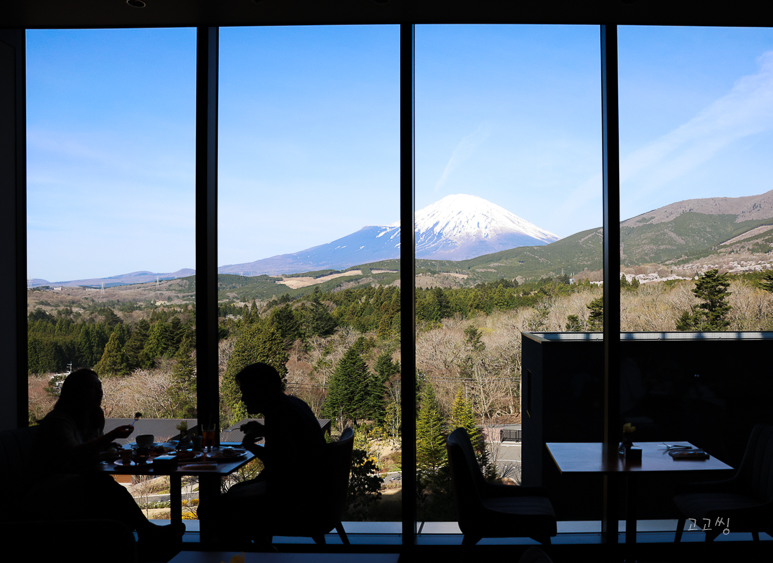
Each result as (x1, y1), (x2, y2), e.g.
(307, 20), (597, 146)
(196, 27), (219, 430)
(601, 23), (622, 544)
(0, 29), (27, 430)
(400, 22), (417, 548)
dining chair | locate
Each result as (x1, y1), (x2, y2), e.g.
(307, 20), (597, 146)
(518, 546), (554, 563)
(673, 423), (773, 542)
(263, 426), (355, 545)
(447, 427), (557, 546)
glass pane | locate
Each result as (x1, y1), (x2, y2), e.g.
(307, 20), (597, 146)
(415, 24), (602, 527)
(619, 26), (773, 333)
(218, 26), (401, 527)
(616, 26), (773, 524)
(26, 28), (197, 519)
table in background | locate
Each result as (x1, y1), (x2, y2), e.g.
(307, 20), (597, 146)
(545, 441), (733, 545)
(95, 444), (255, 534)
(169, 552), (399, 563)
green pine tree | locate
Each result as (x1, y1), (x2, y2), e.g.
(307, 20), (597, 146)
(760, 271), (773, 293)
(269, 303), (301, 347)
(450, 387), (477, 440)
(587, 297), (604, 331)
(94, 330), (127, 376)
(449, 386), (495, 479)
(565, 314), (583, 332)
(323, 344), (371, 427)
(124, 319), (150, 371)
(309, 298), (337, 337)
(370, 351), (400, 425)
(416, 385), (447, 474)
(170, 336), (196, 418)
(677, 269), (732, 331)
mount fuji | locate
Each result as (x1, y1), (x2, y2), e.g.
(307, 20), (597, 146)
(218, 194), (560, 276)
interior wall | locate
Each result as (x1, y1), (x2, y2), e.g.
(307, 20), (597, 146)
(0, 29), (26, 431)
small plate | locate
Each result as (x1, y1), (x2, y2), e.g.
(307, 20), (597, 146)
(176, 451), (205, 462)
(113, 459), (152, 469)
(206, 449), (247, 462)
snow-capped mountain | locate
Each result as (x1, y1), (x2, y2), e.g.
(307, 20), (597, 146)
(217, 194), (560, 276)
(412, 194), (559, 259)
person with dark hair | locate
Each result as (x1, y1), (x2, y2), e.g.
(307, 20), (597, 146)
(24, 368), (183, 549)
(199, 362), (326, 545)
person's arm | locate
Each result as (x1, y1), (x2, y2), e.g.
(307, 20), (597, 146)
(65, 425), (135, 464)
(240, 421), (274, 465)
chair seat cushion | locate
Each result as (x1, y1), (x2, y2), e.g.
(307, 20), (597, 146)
(482, 495), (557, 518)
(464, 496), (557, 538)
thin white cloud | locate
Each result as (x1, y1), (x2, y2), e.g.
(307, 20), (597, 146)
(434, 122), (494, 193)
(558, 50), (773, 226)
(623, 50), (773, 201)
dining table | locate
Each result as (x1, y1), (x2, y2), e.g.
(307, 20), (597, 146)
(545, 441), (734, 545)
(93, 442), (256, 538)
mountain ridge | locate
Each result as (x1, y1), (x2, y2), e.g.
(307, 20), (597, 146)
(31, 190), (773, 288)
(218, 194), (558, 276)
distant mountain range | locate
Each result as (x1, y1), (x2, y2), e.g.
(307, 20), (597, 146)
(29, 269), (196, 289)
(30, 190), (773, 288)
(448, 189), (773, 281)
(218, 194), (559, 276)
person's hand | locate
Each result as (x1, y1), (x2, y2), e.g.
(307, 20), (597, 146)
(240, 420), (265, 445)
(107, 425), (134, 440)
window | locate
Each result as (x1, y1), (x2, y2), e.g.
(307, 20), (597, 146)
(414, 24), (601, 529)
(618, 26), (773, 333)
(218, 25), (401, 524)
(26, 29), (197, 513)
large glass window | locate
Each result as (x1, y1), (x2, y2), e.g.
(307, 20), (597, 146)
(613, 27), (773, 520)
(218, 25), (401, 525)
(414, 24), (602, 529)
(618, 26), (773, 333)
(26, 28), (197, 517)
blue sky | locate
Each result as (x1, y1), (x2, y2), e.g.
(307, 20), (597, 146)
(26, 25), (773, 282)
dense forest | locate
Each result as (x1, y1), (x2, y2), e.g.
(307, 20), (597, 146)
(27, 269), (773, 518)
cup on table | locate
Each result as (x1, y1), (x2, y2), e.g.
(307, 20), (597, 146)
(120, 449), (132, 464)
(202, 425), (216, 451)
(136, 434), (154, 448)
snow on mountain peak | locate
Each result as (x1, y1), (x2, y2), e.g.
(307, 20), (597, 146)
(415, 194), (558, 243)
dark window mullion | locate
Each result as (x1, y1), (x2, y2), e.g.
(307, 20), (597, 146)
(195, 26), (220, 433)
(400, 22), (417, 547)
(601, 23), (622, 544)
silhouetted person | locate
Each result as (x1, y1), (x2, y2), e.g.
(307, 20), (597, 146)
(24, 369), (183, 549)
(199, 362), (326, 545)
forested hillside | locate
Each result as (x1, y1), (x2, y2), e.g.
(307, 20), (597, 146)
(27, 267), (773, 519)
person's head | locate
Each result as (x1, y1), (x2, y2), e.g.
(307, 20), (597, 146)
(234, 363), (283, 414)
(56, 368), (103, 413)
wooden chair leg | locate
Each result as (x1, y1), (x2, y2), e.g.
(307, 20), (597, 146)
(675, 516), (686, 543)
(752, 531), (760, 542)
(462, 534), (481, 546)
(311, 535), (326, 545)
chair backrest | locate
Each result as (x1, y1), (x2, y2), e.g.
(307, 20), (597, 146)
(446, 427), (486, 519)
(735, 423), (773, 502)
(322, 427), (355, 517)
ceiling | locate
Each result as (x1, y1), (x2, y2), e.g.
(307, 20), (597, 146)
(6, 0), (773, 30)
